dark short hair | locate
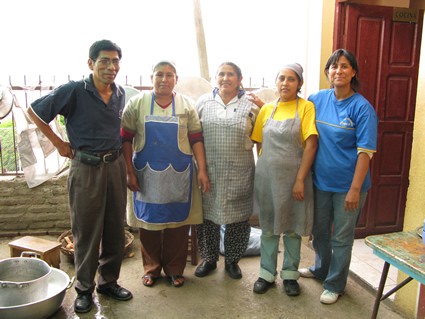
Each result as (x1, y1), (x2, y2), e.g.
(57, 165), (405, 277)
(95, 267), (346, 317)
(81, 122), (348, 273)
(89, 39), (122, 61)
(325, 49), (360, 91)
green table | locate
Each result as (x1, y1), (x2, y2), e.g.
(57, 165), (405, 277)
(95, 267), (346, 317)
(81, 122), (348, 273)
(365, 231), (425, 319)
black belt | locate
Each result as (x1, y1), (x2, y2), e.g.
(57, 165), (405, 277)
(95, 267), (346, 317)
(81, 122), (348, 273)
(75, 149), (122, 165)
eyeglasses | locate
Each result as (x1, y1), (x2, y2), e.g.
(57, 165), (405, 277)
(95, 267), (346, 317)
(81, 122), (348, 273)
(95, 58), (120, 67)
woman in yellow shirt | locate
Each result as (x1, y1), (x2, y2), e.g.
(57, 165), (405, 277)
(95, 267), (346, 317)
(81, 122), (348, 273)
(251, 63), (318, 296)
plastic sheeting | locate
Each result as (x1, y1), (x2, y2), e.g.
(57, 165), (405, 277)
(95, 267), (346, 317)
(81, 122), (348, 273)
(0, 85), (14, 119)
(12, 98), (68, 188)
(174, 76), (213, 101)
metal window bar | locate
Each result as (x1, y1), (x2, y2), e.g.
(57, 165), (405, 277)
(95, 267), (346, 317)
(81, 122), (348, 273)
(1, 75), (263, 176)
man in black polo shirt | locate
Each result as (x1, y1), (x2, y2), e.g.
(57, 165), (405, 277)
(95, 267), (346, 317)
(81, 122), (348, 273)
(28, 39), (133, 313)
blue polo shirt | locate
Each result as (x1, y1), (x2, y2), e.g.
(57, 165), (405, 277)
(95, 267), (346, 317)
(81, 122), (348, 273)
(308, 89), (378, 192)
(31, 75), (125, 152)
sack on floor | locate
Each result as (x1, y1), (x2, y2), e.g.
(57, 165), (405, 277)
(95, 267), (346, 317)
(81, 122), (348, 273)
(219, 225), (261, 257)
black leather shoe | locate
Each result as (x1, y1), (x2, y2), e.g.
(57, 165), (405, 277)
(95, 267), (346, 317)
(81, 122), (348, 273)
(96, 284), (133, 301)
(283, 280), (300, 296)
(74, 293), (93, 313)
(225, 262), (242, 279)
(253, 278), (274, 294)
(195, 260), (217, 277)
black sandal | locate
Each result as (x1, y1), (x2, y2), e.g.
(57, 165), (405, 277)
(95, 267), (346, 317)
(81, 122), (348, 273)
(168, 275), (185, 288)
(142, 275), (157, 287)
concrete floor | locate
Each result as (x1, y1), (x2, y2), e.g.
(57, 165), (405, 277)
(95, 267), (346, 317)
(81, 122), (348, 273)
(0, 232), (408, 319)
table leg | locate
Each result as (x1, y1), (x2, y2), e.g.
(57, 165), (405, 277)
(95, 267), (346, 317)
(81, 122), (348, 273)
(381, 277), (413, 300)
(371, 261), (390, 319)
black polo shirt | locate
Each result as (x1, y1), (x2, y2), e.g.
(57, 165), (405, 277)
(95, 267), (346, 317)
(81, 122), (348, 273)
(31, 75), (125, 152)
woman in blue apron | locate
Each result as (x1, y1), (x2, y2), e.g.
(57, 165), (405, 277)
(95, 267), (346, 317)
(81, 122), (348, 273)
(121, 61), (210, 288)
(251, 63), (318, 296)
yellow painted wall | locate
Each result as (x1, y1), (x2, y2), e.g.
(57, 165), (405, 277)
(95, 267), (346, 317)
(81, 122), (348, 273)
(398, 12), (425, 317)
(319, 0), (335, 88)
(320, 1), (424, 317)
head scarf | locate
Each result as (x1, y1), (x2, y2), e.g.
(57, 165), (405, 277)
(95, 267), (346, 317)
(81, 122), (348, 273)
(283, 63), (303, 82)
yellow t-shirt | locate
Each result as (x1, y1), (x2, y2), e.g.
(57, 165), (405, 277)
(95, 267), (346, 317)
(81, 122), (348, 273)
(251, 97), (318, 147)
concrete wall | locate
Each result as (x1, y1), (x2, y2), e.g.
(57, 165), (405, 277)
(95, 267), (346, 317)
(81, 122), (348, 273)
(0, 174), (70, 237)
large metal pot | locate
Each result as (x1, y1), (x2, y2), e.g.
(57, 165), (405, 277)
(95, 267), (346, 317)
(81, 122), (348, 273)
(0, 253), (52, 306)
(0, 267), (72, 319)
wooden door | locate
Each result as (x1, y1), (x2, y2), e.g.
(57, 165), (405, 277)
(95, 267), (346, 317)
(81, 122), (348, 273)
(334, 3), (423, 237)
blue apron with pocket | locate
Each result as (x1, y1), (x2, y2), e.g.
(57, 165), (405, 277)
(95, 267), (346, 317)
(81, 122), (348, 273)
(133, 93), (193, 223)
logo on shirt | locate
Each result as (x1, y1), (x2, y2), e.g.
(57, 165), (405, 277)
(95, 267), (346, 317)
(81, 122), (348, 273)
(340, 117), (354, 127)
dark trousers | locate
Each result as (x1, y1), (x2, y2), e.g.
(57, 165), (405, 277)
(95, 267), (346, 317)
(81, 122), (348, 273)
(68, 155), (127, 293)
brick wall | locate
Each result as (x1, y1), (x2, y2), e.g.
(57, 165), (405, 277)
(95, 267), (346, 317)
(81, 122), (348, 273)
(0, 173), (260, 237)
(0, 174), (70, 237)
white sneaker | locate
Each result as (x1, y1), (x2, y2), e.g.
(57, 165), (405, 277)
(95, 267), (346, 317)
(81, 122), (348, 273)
(298, 268), (315, 278)
(320, 290), (339, 304)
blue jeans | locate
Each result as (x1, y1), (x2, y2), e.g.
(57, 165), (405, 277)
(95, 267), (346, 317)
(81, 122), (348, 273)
(259, 231), (301, 282)
(309, 187), (367, 294)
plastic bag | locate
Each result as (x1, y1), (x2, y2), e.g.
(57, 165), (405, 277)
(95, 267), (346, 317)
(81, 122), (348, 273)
(220, 225), (261, 257)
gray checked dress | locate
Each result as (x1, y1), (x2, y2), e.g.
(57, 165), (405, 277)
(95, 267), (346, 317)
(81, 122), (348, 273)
(196, 92), (259, 224)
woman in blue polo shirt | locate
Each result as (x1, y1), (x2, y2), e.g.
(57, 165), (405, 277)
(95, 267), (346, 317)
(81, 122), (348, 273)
(300, 49), (378, 305)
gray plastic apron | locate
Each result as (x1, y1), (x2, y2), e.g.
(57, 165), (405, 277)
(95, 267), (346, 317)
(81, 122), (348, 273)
(132, 93), (193, 224)
(201, 99), (255, 224)
(254, 98), (313, 236)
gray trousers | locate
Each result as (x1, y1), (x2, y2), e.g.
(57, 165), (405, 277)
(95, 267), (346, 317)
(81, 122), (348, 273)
(68, 155), (127, 293)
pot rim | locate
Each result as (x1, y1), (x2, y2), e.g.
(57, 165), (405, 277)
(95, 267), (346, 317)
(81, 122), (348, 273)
(0, 256), (51, 286)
